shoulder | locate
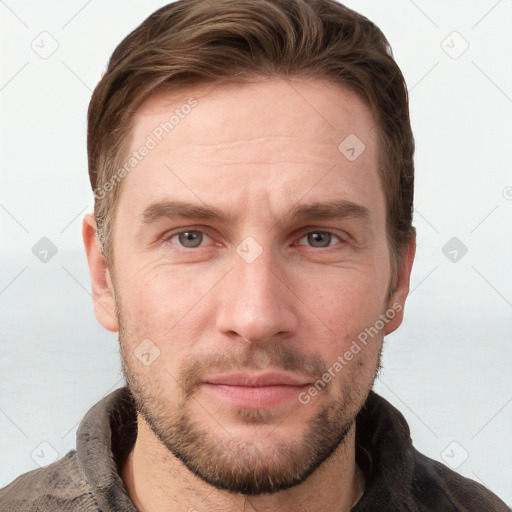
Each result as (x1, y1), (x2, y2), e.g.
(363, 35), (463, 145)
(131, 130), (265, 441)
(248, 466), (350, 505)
(411, 447), (511, 511)
(0, 449), (98, 512)
(356, 391), (510, 511)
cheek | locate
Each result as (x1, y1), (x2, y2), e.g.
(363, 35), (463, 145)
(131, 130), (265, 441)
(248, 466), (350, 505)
(116, 261), (216, 365)
(301, 268), (384, 327)
(298, 270), (386, 365)
(119, 261), (200, 318)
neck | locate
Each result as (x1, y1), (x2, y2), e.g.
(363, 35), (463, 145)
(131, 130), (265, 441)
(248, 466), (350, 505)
(121, 414), (365, 512)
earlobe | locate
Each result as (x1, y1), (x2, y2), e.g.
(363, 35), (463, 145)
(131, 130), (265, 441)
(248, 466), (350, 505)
(82, 213), (119, 333)
(384, 237), (416, 335)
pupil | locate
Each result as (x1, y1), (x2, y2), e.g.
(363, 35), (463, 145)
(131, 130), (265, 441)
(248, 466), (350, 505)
(179, 231), (202, 248)
(308, 232), (331, 247)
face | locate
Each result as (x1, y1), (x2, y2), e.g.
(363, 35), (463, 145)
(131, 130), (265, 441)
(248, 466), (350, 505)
(85, 77), (413, 495)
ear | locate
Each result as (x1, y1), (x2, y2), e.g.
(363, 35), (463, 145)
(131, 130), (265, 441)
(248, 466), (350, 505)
(383, 236), (416, 335)
(82, 213), (119, 333)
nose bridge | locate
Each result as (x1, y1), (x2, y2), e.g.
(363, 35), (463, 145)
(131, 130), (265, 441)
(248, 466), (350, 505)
(216, 241), (297, 344)
(236, 246), (279, 302)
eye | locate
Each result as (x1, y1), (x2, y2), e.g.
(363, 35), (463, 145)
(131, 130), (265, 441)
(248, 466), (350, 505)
(167, 230), (212, 249)
(298, 231), (343, 248)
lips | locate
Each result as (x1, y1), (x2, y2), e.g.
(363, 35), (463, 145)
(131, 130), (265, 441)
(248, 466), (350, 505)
(200, 371), (312, 409)
(204, 371), (311, 387)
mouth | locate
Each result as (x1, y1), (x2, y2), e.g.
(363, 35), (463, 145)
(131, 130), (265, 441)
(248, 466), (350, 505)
(200, 371), (313, 409)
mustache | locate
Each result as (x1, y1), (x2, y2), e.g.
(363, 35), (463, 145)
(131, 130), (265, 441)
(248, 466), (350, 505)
(179, 343), (328, 398)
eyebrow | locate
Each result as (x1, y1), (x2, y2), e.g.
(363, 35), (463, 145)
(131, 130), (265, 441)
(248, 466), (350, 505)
(139, 198), (370, 227)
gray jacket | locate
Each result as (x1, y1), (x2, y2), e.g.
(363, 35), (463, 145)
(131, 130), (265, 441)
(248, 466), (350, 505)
(0, 387), (509, 511)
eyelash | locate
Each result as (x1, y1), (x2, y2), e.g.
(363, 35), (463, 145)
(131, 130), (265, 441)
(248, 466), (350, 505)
(161, 227), (347, 250)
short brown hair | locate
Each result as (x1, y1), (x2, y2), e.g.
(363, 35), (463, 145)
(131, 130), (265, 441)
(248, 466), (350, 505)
(87, 0), (415, 288)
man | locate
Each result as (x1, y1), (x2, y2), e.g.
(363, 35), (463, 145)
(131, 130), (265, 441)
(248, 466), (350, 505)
(1, 0), (509, 510)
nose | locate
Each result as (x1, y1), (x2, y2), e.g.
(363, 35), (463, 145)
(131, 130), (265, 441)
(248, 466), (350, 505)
(215, 246), (299, 345)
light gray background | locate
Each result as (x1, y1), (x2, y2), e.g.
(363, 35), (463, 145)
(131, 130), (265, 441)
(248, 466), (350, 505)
(1, 0), (511, 505)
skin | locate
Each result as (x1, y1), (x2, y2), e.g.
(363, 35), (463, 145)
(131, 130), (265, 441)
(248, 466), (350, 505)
(83, 77), (415, 512)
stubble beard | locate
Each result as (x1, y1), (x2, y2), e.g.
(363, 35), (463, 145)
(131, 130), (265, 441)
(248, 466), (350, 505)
(118, 323), (383, 495)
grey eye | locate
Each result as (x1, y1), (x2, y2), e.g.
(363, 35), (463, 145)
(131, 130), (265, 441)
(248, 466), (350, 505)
(301, 231), (338, 248)
(177, 231), (204, 248)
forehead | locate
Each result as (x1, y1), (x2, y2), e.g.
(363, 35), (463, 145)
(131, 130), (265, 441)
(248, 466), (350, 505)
(130, 77), (376, 153)
(117, 77), (383, 226)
